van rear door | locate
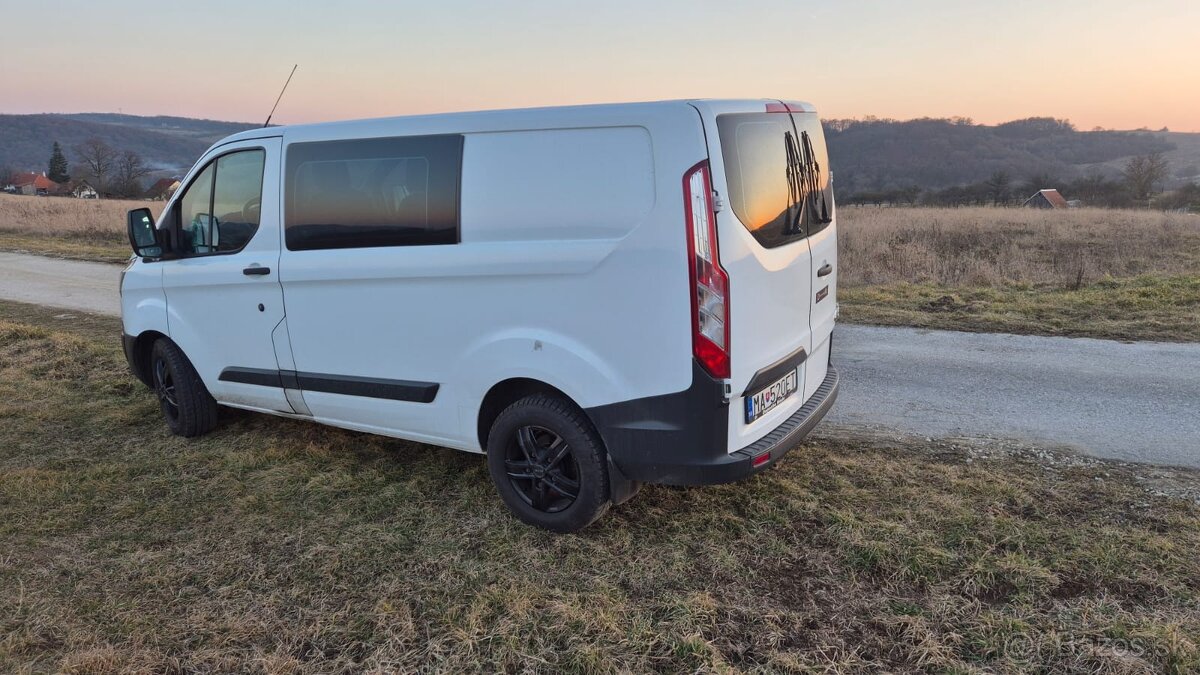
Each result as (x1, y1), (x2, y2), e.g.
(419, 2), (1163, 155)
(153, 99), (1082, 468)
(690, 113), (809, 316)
(788, 107), (837, 402)
(690, 101), (811, 451)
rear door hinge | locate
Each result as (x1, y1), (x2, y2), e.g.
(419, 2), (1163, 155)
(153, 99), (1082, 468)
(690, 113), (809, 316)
(712, 190), (725, 213)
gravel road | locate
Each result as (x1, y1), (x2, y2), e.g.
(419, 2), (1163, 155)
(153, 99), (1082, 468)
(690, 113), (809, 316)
(2, 252), (1197, 468)
(828, 324), (1200, 468)
(0, 252), (122, 315)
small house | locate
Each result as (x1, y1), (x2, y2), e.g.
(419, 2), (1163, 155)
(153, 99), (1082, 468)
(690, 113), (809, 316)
(1022, 189), (1069, 209)
(72, 181), (99, 199)
(145, 177), (181, 201)
(10, 171), (61, 196)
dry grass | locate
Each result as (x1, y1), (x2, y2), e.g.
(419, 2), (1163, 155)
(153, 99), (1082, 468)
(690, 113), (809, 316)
(839, 206), (1200, 288)
(2, 299), (1199, 673)
(0, 193), (159, 263)
(838, 207), (1200, 341)
(840, 275), (1200, 342)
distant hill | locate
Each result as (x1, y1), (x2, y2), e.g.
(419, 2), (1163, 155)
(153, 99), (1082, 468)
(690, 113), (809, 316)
(0, 113), (258, 176)
(2, 112), (1198, 197)
(823, 117), (1199, 196)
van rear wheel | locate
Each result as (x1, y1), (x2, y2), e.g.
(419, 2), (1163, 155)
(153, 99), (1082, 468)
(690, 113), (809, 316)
(486, 394), (610, 533)
(150, 339), (218, 438)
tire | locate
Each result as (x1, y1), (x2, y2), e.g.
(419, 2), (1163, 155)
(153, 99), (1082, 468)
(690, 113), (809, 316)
(150, 338), (218, 438)
(487, 394), (611, 533)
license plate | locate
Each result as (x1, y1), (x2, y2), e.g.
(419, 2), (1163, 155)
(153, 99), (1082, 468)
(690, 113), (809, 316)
(744, 368), (799, 423)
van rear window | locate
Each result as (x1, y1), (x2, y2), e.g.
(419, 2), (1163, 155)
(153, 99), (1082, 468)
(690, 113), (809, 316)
(285, 135), (463, 251)
(716, 113), (834, 248)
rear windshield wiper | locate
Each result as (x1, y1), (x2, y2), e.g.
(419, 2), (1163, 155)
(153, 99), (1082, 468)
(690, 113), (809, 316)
(784, 131), (806, 235)
(801, 131), (833, 225)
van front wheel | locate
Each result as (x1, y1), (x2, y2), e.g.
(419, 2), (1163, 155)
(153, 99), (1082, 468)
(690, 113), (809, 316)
(150, 339), (218, 438)
(486, 394), (610, 533)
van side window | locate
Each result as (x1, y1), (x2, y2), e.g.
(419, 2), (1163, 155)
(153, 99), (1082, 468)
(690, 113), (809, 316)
(179, 164), (215, 254)
(176, 149), (266, 256)
(284, 135), (463, 251)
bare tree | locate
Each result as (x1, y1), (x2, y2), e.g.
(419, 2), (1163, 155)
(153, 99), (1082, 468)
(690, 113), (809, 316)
(74, 138), (116, 196)
(110, 151), (152, 198)
(1123, 152), (1171, 205)
(986, 170), (1012, 206)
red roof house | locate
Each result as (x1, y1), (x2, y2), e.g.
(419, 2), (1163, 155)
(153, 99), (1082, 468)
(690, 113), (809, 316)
(1022, 189), (1070, 209)
(10, 172), (62, 196)
(145, 177), (181, 200)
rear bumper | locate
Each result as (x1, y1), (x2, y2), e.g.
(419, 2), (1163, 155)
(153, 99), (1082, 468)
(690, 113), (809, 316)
(725, 365), (839, 482)
(589, 361), (840, 486)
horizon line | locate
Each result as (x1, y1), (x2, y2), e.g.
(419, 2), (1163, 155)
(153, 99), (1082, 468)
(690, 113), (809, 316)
(1, 108), (1195, 135)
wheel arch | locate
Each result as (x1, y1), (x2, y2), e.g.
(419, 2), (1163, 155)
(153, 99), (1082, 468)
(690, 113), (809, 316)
(128, 329), (170, 387)
(476, 377), (641, 505)
(476, 377), (576, 452)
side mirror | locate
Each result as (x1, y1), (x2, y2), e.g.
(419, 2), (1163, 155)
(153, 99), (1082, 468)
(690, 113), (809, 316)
(127, 208), (163, 258)
(189, 213), (219, 252)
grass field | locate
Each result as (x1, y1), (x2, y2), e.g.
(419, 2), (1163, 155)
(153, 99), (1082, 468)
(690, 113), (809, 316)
(0, 193), (157, 263)
(2, 193), (1198, 341)
(2, 299), (1199, 673)
(839, 206), (1200, 341)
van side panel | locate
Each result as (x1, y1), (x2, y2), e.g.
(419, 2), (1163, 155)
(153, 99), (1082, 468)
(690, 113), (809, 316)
(119, 260), (167, 354)
(276, 105), (707, 451)
(460, 127), (655, 242)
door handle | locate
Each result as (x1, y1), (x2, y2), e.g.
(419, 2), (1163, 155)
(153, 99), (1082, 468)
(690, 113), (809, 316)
(817, 263), (833, 277)
(243, 265), (271, 276)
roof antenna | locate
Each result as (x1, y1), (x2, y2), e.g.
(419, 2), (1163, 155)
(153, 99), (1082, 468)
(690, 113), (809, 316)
(263, 64), (298, 128)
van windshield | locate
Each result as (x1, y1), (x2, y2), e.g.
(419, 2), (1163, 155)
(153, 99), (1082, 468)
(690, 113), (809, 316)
(717, 112), (834, 249)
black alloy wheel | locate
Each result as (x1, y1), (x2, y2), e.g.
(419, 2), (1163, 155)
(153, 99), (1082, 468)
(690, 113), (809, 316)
(149, 338), (219, 437)
(486, 394), (611, 532)
(152, 354), (180, 423)
(503, 425), (581, 513)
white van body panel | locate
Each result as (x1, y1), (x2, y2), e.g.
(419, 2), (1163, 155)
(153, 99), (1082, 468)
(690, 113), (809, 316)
(120, 260), (167, 341)
(276, 104), (704, 451)
(803, 195), (837, 402)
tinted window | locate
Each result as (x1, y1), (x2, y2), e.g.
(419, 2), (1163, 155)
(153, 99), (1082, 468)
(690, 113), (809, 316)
(285, 135), (463, 251)
(717, 113), (834, 248)
(179, 164), (215, 254)
(176, 149), (265, 256)
(792, 114), (835, 237)
(211, 151), (266, 251)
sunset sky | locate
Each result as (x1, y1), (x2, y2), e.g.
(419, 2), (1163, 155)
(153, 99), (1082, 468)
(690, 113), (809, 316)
(3, 0), (1197, 131)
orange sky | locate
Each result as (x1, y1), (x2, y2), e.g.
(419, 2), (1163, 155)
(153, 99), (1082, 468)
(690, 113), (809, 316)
(3, 0), (1198, 131)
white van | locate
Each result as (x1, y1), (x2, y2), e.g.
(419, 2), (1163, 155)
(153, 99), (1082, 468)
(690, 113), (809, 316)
(121, 99), (839, 532)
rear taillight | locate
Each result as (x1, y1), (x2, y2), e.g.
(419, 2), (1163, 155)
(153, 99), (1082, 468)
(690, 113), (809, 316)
(683, 161), (730, 379)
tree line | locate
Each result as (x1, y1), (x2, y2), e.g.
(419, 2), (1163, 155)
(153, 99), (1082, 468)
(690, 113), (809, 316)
(1, 138), (153, 199)
(824, 116), (1178, 196)
(845, 151), (1198, 211)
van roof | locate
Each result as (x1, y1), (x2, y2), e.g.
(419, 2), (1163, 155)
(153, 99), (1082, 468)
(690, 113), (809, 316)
(215, 98), (817, 146)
